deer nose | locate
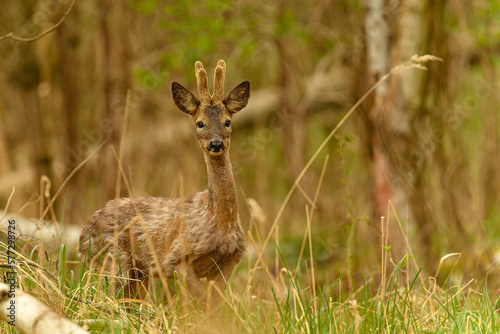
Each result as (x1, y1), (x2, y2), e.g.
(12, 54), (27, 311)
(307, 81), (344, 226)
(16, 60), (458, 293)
(207, 140), (225, 153)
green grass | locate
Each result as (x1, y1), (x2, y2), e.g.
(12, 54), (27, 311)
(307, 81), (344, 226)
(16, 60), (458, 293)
(0, 231), (498, 333)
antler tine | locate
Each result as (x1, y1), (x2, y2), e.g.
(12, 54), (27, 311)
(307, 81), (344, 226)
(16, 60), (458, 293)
(212, 59), (226, 102)
(195, 61), (210, 103)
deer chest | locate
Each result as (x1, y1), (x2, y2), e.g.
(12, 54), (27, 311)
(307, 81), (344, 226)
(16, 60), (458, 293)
(193, 251), (226, 278)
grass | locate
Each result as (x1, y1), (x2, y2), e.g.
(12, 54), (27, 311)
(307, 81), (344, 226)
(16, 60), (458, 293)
(0, 227), (498, 333)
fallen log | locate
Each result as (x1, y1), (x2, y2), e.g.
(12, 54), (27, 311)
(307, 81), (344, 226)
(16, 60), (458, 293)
(0, 282), (88, 334)
(0, 210), (81, 251)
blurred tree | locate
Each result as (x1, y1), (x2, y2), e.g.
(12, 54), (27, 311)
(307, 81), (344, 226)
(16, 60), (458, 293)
(361, 0), (483, 268)
(364, 0), (390, 219)
(99, 0), (132, 199)
(275, 0), (305, 178)
(0, 60), (10, 177)
(13, 2), (57, 209)
(57, 4), (80, 169)
(362, 0), (436, 262)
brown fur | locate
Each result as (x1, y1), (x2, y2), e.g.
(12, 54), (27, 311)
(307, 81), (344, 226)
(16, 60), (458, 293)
(79, 60), (250, 303)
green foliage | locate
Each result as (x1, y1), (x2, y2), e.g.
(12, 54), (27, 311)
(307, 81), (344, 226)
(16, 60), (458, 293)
(275, 8), (296, 38)
(126, 0), (331, 87)
(133, 68), (168, 91)
(156, 0), (261, 78)
(128, 0), (159, 15)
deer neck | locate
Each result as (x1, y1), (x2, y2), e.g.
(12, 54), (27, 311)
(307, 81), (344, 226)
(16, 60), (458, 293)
(205, 151), (238, 230)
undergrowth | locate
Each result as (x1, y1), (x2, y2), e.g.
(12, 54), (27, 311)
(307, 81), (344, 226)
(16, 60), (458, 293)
(0, 225), (498, 334)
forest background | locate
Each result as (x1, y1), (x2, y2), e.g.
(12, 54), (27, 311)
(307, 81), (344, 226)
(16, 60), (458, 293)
(0, 0), (500, 332)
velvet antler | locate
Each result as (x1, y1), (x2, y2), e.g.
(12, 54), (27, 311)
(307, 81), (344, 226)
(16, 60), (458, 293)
(195, 60), (226, 104)
(212, 59), (226, 102)
(195, 61), (210, 104)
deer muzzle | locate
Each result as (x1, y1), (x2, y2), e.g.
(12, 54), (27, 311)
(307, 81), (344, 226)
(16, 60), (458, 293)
(207, 140), (225, 155)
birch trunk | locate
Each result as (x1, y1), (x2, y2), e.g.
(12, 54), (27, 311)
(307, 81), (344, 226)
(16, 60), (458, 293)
(365, 0), (391, 218)
(389, 0), (431, 258)
(364, 0), (431, 262)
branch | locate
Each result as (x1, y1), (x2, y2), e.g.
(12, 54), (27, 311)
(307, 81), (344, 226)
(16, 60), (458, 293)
(0, 0), (76, 43)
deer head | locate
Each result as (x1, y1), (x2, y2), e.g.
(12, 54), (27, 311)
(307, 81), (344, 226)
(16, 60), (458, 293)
(172, 60), (250, 156)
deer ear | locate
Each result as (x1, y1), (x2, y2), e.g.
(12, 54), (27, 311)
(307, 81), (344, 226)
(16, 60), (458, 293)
(172, 82), (200, 114)
(224, 81), (250, 113)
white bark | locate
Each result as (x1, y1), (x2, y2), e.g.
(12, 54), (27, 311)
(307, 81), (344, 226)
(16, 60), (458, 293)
(397, 0), (430, 107)
(365, 0), (389, 95)
(365, 0), (392, 217)
(0, 283), (88, 334)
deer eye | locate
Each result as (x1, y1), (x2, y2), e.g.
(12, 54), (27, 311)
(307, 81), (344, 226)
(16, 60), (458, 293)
(197, 122), (204, 129)
(224, 120), (231, 127)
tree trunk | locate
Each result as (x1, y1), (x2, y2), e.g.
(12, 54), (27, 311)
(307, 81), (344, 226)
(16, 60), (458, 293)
(0, 64), (11, 176)
(364, 0), (432, 263)
(98, 0), (131, 199)
(388, 0), (432, 260)
(57, 5), (80, 169)
(275, 0), (306, 180)
(364, 0), (391, 219)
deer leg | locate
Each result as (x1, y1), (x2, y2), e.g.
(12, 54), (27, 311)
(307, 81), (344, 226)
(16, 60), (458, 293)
(123, 268), (149, 299)
(174, 261), (206, 302)
(207, 252), (241, 304)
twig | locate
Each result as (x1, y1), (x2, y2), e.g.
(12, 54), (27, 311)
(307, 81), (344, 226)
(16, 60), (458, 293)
(0, 0), (76, 43)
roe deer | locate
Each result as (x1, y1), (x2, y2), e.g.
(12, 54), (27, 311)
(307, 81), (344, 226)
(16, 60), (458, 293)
(79, 60), (250, 304)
